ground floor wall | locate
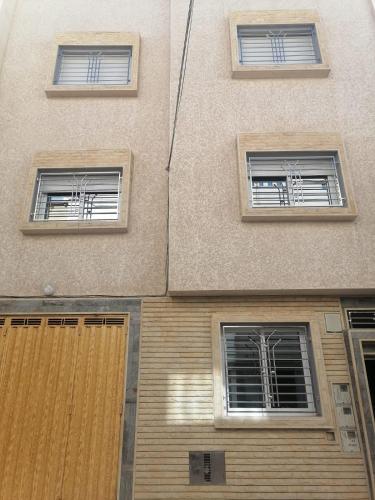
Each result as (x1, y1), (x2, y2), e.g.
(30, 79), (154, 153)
(0, 296), (373, 500)
(134, 296), (372, 500)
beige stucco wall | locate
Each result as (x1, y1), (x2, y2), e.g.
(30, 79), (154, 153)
(168, 0), (375, 294)
(0, 0), (169, 296)
(0, 0), (17, 73)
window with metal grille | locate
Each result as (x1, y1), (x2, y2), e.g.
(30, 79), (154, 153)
(54, 46), (132, 85)
(222, 324), (316, 414)
(247, 152), (344, 208)
(238, 25), (321, 66)
(31, 170), (122, 221)
(348, 310), (375, 329)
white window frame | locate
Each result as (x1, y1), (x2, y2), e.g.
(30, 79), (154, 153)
(247, 152), (344, 209)
(222, 324), (316, 416)
(32, 169), (122, 222)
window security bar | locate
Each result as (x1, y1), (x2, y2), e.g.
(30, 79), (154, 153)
(32, 170), (121, 221)
(238, 25), (321, 66)
(222, 325), (315, 414)
(247, 153), (344, 208)
(348, 310), (375, 329)
(54, 46), (132, 85)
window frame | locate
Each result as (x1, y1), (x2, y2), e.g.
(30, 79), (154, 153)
(222, 324), (317, 415)
(212, 312), (334, 429)
(20, 149), (133, 235)
(237, 133), (358, 221)
(229, 10), (330, 79)
(45, 33), (140, 97)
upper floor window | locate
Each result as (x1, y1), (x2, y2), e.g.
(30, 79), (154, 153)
(238, 25), (321, 66)
(237, 133), (357, 221)
(32, 170), (122, 222)
(54, 46), (132, 86)
(46, 33), (140, 97)
(230, 10), (330, 78)
(21, 149), (133, 234)
(248, 152), (343, 208)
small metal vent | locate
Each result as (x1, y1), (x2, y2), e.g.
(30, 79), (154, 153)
(348, 310), (375, 329)
(0, 318), (5, 327)
(48, 318), (79, 326)
(11, 318), (42, 327)
(189, 451), (226, 485)
(203, 453), (212, 482)
(84, 317), (125, 326)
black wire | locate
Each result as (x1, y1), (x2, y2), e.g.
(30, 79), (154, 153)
(164, 0), (195, 295)
(166, 0), (195, 172)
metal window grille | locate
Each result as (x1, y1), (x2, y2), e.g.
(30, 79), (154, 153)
(222, 324), (316, 414)
(247, 153), (344, 208)
(348, 310), (375, 329)
(31, 170), (122, 222)
(54, 46), (132, 85)
(238, 25), (321, 66)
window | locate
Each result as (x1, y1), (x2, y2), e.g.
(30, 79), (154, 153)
(212, 313), (334, 429)
(46, 33), (140, 97)
(348, 310), (375, 329)
(248, 152), (343, 208)
(32, 170), (121, 222)
(54, 46), (132, 86)
(223, 324), (316, 415)
(230, 11), (330, 78)
(238, 25), (321, 66)
(237, 133), (357, 221)
(21, 149), (132, 234)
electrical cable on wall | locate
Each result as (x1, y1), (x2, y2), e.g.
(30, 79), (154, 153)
(166, 0), (195, 172)
(164, 0), (195, 295)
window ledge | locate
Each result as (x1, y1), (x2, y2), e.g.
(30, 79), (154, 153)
(45, 84), (138, 98)
(215, 415), (334, 430)
(20, 221), (128, 235)
(241, 207), (357, 222)
(232, 64), (330, 79)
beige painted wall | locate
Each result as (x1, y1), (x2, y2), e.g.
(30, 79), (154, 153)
(0, 0), (17, 73)
(135, 297), (371, 500)
(168, 0), (375, 294)
(0, 0), (169, 296)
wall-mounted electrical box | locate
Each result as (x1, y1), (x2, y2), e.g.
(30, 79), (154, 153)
(332, 383), (360, 454)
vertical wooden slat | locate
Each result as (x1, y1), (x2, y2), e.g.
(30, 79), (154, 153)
(0, 324), (33, 499)
(62, 319), (127, 500)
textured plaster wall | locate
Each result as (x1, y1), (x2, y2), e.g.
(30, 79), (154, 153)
(0, 0), (17, 73)
(168, 0), (375, 294)
(0, 0), (169, 296)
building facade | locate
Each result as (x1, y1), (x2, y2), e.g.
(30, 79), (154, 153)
(0, 0), (374, 499)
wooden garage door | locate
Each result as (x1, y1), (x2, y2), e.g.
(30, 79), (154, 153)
(0, 315), (128, 500)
